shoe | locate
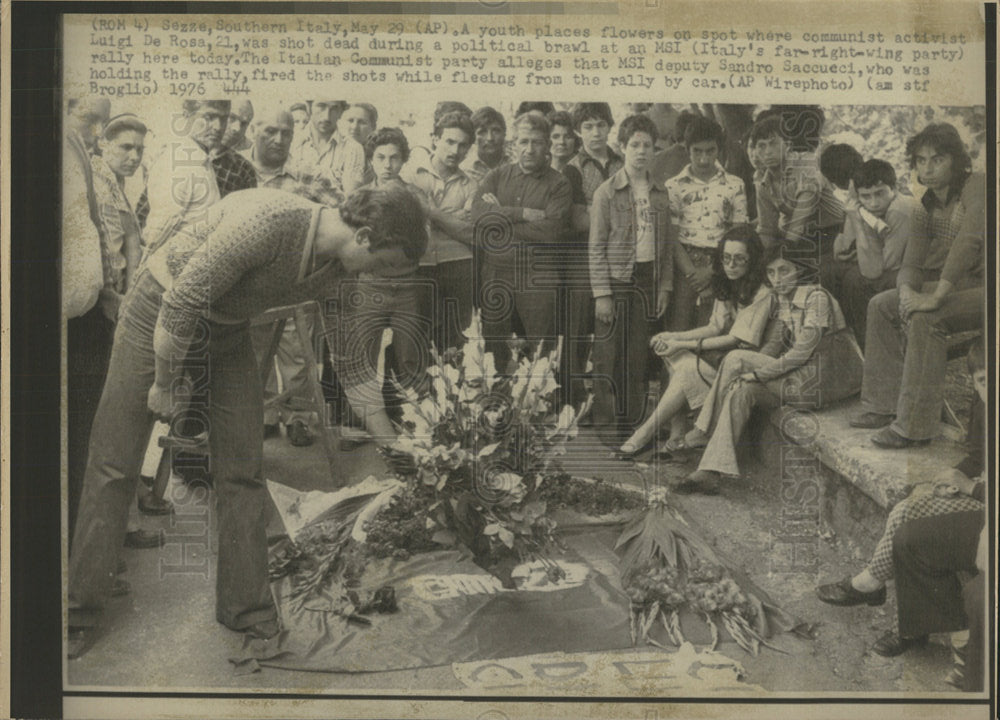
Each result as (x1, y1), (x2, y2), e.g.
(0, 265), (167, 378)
(871, 427), (930, 450)
(944, 667), (967, 690)
(871, 631), (928, 657)
(124, 529), (165, 549)
(244, 618), (280, 640)
(287, 420), (314, 447)
(672, 470), (721, 495)
(850, 412), (895, 429)
(263, 423), (281, 439)
(137, 484), (173, 516)
(111, 578), (131, 598)
(67, 628), (92, 659)
(816, 577), (886, 606)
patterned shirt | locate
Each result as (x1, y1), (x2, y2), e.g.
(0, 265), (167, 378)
(147, 189), (344, 346)
(898, 172), (985, 290)
(666, 163), (749, 249)
(567, 146), (624, 206)
(210, 147), (258, 198)
(91, 156), (141, 293)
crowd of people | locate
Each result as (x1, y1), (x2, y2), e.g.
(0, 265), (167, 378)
(62, 96), (986, 687)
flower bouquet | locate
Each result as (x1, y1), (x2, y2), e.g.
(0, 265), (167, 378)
(389, 312), (592, 587)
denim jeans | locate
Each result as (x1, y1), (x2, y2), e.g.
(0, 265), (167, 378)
(68, 271), (276, 631)
(862, 283), (984, 440)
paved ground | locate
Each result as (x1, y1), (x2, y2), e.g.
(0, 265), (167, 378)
(66, 423), (959, 695)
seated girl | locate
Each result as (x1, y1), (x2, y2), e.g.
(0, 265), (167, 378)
(677, 239), (863, 494)
(816, 337), (986, 679)
(618, 224), (772, 458)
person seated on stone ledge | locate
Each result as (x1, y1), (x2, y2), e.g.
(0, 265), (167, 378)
(677, 238), (863, 495)
(617, 224), (772, 459)
(817, 336), (987, 668)
(850, 122), (985, 449)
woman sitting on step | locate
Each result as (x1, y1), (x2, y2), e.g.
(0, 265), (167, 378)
(815, 336), (986, 679)
(676, 238), (864, 495)
(618, 224), (774, 458)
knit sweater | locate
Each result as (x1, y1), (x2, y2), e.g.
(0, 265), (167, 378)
(148, 188), (342, 345)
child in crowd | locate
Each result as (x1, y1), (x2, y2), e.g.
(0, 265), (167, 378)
(618, 224), (772, 458)
(589, 114), (673, 445)
(678, 239), (862, 494)
(824, 158), (915, 347)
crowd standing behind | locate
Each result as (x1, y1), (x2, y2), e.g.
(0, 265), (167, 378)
(62, 98), (987, 684)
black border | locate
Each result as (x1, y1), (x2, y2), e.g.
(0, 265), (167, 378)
(8, 2), (997, 717)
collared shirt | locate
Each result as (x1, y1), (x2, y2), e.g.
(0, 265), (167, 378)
(471, 162), (572, 270)
(834, 194), (915, 280)
(665, 163), (749, 249)
(62, 129), (104, 317)
(404, 156), (477, 265)
(753, 284), (848, 382)
(289, 128), (366, 196)
(567, 146), (624, 206)
(898, 172), (985, 290)
(91, 156), (141, 294)
(210, 147), (258, 198)
(588, 167), (673, 298)
(460, 148), (505, 190)
(755, 151), (845, 246)
(142, 135), (221, 255)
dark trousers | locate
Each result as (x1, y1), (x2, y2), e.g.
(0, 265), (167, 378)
(819, 258), (896, 349)
(891, 509), (982, 638)
(560, 242), (594, 409)
(67, 306), (114, 545)
(962, 572), (985, 692)
(418, 259), (474, 355)
(69, 272), (276, 631)
(480, 260), (558, 373)
(591, 262), (658, 440)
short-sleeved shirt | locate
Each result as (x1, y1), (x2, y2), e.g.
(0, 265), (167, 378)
(404, 157), (477, 265)
(707, 285), (772, 344)
(666, 163), (749, 249)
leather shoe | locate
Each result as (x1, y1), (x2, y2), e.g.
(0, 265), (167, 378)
(672, 470), (721, 495)
(850, 412), (895, 429)
(287, 420), (314, 447)
(871, 427), (930, 450)
(816, 577), (886, 606)
(871, 631), (928, 657)
(124, 529), (165, 549)
(137, 485), (174, 516)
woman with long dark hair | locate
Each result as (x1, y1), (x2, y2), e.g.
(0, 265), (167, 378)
(618, 224), (771, 457)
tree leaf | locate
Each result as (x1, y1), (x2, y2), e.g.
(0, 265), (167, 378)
(482, 523), (500, 536)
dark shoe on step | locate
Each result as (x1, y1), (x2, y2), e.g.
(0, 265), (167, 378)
(871, 631), (928, 657)
(137, 484), (174, 516)
(263, 423), (281, 440)
(816, 577), (886, 606)
(124, 529), (165, 549)
(871, 427), (930, 450)
(672, 470), (721, 495)
(850, 412), (895, 429)
(287, 420), (314, 447)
